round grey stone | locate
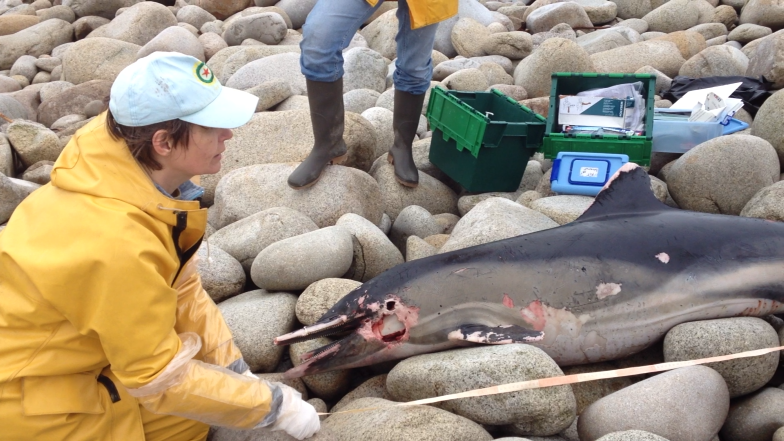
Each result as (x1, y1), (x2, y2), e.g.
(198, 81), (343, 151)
(321, 397), (493, 441)
(370, 160), (459, 221)
(458, 192), (516, 216)
(751, 88), (784, 166)
(275, 0), (317, 29)
(666, 135), (780, 215)
(83, 99), (103, 118)
(387, 344), (576, 433)
(0, 18), (73, 70)
(360, 9), (397, 60)
(38, 80), (73, 102)
(775, 427), (784, 441)
(250, 226), (354, 291)
(198, 32), (228, 61)
(244, 79), (292, 112)
(562, 362), (634, 415)
(289, 337), (352, 401)
(331, 374), (392, 413)
(38, 79), (110, 127)
(343, 47), (387, 94)
(1, 175), (41, 223)
(335, 212), (404, 282)
(720, 388), (784, 441)
(740, 180), (784, 221)
(361, 107), (394, 159)
(344, 88), (381, 114)
(527, 2), (593, 34)
(36, 5), (75, 23)
(443, 67), (489, 91)
(226, 52), (304, 93)
(207, 206), (318, 272)
(729, 23), (772, 44)
(678, 45), (749, 77)
(176, 4), (216, 30)
(62, 37), (139, 85)
(0, 134), (13, 178)
(481, 31), (534, 60)
(432, 58), (482, 81)
(72, 15), (110, 40)
(596, 431), (670, 441)
(207, 163), (383, 229)
(222, 12), (287, 46)
(136, 25), (205, 61)
(6, 120), (60, 167)
(217, 290), (298, 373)
(295, 278), (362, 326)
(530, 195), (594, 225)
(514, 38), (595, 98)
(62, 0), (142, 20)
(10, 55), (37, 83)
(389, 205), (443, 252)
(597, 38), (687, 76)
(578, 365), (729, 441)
(439, 197), (558, 253)
(451, 17), (491, 58)
(20, 160), (53, 185)
(663, 317), (780, 398)
(193, 244), (243, 305)
(576, 29), (633, 55)
(85, 2), (176, 46)
(405, 235), (437, 261)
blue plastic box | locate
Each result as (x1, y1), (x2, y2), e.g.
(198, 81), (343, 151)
(550, 152), (629, 196)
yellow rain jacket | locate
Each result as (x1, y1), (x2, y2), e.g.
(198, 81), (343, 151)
(0, 113), (276, 441)
(371, 0), (458, 29)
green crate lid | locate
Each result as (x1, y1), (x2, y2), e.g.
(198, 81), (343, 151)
(425, 86), (546, 158)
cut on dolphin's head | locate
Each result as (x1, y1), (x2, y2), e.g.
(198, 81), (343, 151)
(275, 290), (421, 378)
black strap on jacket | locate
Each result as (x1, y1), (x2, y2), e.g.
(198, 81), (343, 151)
(97, 374), (121, 403)
(170, 210), (203, 286)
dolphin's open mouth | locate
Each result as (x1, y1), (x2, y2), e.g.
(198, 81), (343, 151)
(274, 295), (420, 378)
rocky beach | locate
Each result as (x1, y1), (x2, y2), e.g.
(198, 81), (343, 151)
(2, 0), (784, 440)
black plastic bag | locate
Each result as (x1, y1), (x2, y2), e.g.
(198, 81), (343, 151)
(661, 75), (774, 118)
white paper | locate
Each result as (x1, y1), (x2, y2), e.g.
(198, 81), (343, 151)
(670, 83), (743, 110)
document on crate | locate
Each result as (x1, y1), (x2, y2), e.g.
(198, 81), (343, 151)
(669, 82), (744, 123)
(558, 95), (630, 130)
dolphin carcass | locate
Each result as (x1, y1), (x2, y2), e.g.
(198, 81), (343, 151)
(275, 166), (784, 378)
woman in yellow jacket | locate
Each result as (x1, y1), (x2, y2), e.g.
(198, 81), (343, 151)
(287, 0), (458, 189)
(0, 52), (320, 441)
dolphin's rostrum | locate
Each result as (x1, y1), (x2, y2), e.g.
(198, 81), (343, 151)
(275, 166), (784, 378)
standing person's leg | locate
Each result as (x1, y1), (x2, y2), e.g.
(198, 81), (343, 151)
(289, 0), (385, 189)
(388, 0), (439, 188)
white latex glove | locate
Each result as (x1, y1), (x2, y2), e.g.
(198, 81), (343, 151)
(269, 382), (320, 440)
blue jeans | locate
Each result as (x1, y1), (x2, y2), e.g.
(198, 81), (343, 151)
(300, 0), (438, 95)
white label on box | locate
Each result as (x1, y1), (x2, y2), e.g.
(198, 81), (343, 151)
(580, 167), (599, 178)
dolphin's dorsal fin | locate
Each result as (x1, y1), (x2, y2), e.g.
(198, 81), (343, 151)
(574, 165), (672, 223)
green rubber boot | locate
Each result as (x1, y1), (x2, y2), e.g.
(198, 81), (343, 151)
(388, 89), (426, 188)
(287, 78), (348, 190)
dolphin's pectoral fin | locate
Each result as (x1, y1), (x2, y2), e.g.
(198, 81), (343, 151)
(447, 324), (544, 345)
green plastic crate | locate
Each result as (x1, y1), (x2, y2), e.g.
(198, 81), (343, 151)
(542, 72), (657, 166)
(426, 86), (547, 193)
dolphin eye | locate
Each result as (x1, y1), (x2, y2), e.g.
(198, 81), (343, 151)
(386, 301), (396, 311)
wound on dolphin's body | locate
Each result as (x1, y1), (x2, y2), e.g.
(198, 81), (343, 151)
(596, 283), (622, 299)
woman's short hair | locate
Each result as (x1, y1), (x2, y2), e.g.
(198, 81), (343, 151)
(105, 104), (193, 171)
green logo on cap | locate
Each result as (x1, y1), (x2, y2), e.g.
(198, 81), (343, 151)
(194, 62), (215, 84)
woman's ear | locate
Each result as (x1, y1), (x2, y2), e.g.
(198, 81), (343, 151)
(151, 129), (173, 157)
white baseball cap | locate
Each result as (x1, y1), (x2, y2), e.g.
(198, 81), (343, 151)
(109, 52), (259, 128)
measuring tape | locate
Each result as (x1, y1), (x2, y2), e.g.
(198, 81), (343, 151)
(317, 345), (784, 416)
